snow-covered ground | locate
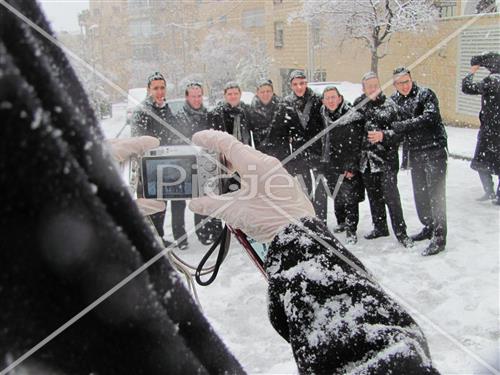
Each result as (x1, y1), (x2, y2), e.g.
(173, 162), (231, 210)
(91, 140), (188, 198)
(445, 125), (479, 160)
(102, 103), (499, 375)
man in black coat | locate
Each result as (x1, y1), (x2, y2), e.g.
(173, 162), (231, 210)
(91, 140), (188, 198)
(209, 81), (252, 145)
(461, 52), (500, 205)
(131, 72), (188, 248)
(391, 67), (448, 256)
(248, 79), (281, 151)
(175, 82), (222, 245)
(0, 2), (244, 373)
(265, 70), (326, 221)
(319, 86), (364, 244)
(354, 72), (413, 248)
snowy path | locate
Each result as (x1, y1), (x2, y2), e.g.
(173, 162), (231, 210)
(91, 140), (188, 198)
(102, 104), (499, 375)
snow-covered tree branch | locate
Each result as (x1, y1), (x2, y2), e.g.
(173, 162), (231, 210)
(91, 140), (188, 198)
(297, 0), (439, 74)
(197, 29), (271, 102)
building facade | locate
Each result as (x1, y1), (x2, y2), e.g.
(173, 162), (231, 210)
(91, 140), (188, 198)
(80, 0), (499, 126)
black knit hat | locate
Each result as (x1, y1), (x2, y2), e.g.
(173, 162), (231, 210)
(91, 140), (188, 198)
(147, 72), (165, 87)
(223, 81), (241, 94)
(289, 70), (306, 82)
(361, 71), (378, 82)
(256, 78), (273, 89)
(392, 66), (411, 78)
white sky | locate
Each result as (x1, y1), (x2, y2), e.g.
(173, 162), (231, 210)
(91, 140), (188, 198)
(39, 0), (89, 33)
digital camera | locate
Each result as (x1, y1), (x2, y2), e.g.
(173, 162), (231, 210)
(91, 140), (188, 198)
(137, 145), (222, 200)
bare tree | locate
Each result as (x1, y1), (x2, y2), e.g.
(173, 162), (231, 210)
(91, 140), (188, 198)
(298, 0), (439, 74)
(197, 29), (271, 102)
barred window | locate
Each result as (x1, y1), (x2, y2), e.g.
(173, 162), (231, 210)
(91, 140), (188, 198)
(274, 21), (284, 48)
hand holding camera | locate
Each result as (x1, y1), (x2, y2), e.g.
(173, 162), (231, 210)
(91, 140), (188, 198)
(188, 130), (315, 243)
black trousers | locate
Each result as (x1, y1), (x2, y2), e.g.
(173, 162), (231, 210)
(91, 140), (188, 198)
(410, 148), (447, 241)
(362, 169), (407, 237)
(289, 163), (326, 224)
(314, 172), (362, 232)
(149, 201), (187, 245)
(171, 200), (187, 245)
(478, 170), (500, 197)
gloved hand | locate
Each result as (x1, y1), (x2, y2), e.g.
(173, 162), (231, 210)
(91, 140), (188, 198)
(188, 130), (315, 243)
(107, 136), (160, 162)
(107, 136), (166, 216)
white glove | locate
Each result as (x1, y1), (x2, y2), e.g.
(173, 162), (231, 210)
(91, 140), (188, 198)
(107, 136), (160, 162)
(188, 130), (315, 243)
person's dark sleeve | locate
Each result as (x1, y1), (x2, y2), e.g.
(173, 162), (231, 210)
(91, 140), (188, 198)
(265, 217), (440, 375)
(343, 119), (363, 172)
(382, 103), (403, 147)
(262, 104), (291, 160)
(172, 112), (189, 145)
(0, 3), (244, 373)
(310, 99), (326, 161)
(461, 73), (483, 95)
(131, 106), (149, 137)
(391, 90), (442, 135)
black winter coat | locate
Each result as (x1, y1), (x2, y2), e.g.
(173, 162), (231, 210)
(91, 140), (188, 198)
(131, 96), (178, 145)
(391, 84), (448, 155)
(209, 101), (252, 145)
(266, 217), (440, 375)
(0, 3), (244, 374)
(320, 99), (364, 173)
(462, 72), (500, 175)
(265, 88), (323, 170)
(353, 93), (402, 173)
(175, 102), (211, 141)
(248, 94), (281, 150)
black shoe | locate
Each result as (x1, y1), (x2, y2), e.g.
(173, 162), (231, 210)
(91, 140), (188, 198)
(178, 242), (189, 250)
(333, 223), (346, 233)
(345, 230), (357, 245)
(397, 234), (414, 248)
(199, 235), (215, 245)
(162, 239), (174, 248)
(411, 227), (432, 242)
(421, 238), (446, 256)
(364, 228), (389, 240)
(492, 197), (500, 206)
(477, 192), (496, 201)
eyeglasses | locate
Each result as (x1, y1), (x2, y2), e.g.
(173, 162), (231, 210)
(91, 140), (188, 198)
(395, 79), (411, 86)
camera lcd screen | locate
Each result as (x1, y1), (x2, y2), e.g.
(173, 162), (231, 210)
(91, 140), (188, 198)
(142, 156), (196, 199)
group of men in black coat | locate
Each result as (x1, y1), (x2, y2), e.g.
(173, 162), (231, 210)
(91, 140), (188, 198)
(132, 67), (448, 256)
(262, 69), (448, 256)
(131, 75), (282, 249)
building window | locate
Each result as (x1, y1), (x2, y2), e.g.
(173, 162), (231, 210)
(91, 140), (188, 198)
(435, 0), (457, 17)
(219, 15), (227, 25)
(456, 26), (500, 116)
(242, 8), (265, 28)
(273, 0), (283, 4)
(274, 21), (284, 48)
(129, 19), (153, 38)
(312, 20), (321, 47)
(132, 44), (157, 60)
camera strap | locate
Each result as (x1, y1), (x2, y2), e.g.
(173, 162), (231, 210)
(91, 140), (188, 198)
(195, 225), (231, 286)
